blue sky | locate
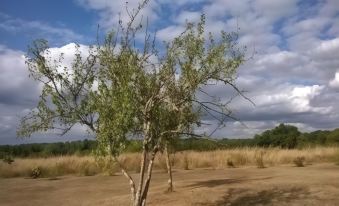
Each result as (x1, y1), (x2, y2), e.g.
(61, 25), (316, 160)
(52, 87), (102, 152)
(1, 0), (339, 144)
(0, 0), (98, 49)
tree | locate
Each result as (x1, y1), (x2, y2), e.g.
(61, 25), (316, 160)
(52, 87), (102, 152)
(326, 129), (339, 145)
(18, 1), (246, 205)
(255, 123), (301, 149)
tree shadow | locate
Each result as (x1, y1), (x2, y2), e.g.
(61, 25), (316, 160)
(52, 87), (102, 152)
(47, 177), (62, 181)
(197, 186), (310, 206)
(187, 176), (274, 189)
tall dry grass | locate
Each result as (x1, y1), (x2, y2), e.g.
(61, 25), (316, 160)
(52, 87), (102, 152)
(0, 156), (102, 178)
(167, 147), (339, 169)
(1, 147), (338, 178)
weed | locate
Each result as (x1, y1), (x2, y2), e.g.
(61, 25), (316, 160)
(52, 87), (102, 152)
(255, 150), (265, 168)
(293, 156), (305, 167)
(2, 155), (14, 165)
(31, 166), (42, 178)
(183, 153), (189, 170)
(227, 159), (235, 168)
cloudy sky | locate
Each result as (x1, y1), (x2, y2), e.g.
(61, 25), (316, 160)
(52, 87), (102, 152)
(1, 0), (339, 144)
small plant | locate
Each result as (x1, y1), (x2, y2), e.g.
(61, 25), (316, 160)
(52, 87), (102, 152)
(255, 150), (265, 168)
(95, 156), (119, 176)
(31, 166), (42, 178)
(157, 155), (168, 172)
(2, 155), (14, 165)
(78, 161), (99, 176)
(293, 156), (305, 167)
(183, 153), (189, 170)
(333, 151), (339, 166)
(227, 159), (235, 168)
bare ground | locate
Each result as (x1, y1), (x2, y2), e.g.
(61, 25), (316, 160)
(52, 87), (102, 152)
(1, 163), (339, 206)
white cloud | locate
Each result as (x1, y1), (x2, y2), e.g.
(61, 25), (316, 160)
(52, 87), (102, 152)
(175, 11), (201, 24)
(0, 15), (84, 44)
(0, 45), (97, 144)
(76, 0), (159, 29)
(0, 46), (27, 91)
(329, 72), (339, 89)
(45, 43), (92, 70)
(254, 0), (299, 22)
(312, 38), (339, 60)
(157, 25), (185, 42)
(290, 85), (329, 114)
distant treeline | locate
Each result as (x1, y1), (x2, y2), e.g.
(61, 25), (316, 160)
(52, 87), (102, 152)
(1, 124), (339, 158)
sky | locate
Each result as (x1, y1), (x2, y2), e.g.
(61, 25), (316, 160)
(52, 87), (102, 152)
(0, 0), (339, 144)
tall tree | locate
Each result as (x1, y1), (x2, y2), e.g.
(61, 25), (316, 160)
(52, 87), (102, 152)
(18, 1), (246, 205)
(254, 123), (301, 149)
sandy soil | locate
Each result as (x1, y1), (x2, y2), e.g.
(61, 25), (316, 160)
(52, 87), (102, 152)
(1, 163), (339, 206)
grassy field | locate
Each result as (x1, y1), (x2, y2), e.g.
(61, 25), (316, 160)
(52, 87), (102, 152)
(1, 147), (339, 178)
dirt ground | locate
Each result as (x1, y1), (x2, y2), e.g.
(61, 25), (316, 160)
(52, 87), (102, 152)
(1, 163), (339, 206)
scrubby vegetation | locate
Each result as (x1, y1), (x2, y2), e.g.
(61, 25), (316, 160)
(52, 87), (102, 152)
(2, 124), (339, 158)
(293, 156), (306, 167)
(1, 147), (338, 178)
(1, 124), (339, 179)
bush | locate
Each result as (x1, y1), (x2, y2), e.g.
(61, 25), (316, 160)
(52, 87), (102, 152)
(2, 155), (14, 165)
(183, 153), (189, 170)
(31, 166), (42, 178)
(293, 156), (305, 167)
(78, 161), (100, 176)
(227, 159), (235, 168)
(156, 155), (169, 172)
(95, 157), (119, 176)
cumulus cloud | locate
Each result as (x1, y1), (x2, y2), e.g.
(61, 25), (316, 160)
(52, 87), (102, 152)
(0, 44), (94, 144)
(0, 45), (40, 106)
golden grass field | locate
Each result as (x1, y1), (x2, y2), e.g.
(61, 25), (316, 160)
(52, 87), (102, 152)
(1, 147), (339, 178)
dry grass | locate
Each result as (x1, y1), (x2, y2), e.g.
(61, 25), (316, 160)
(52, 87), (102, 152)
(165, 147), (339, 169)
(0, 156), (102, 178)
(1, 147), (339, 178)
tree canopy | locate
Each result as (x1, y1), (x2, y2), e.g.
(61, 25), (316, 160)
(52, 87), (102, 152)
(17, 2), (246, 205)
(254, 123), (301, 149)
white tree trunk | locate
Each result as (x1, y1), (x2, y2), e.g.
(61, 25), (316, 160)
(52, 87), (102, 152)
(165, 143), (173, 192)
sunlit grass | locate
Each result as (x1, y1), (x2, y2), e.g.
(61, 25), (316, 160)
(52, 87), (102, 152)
(1, 147), (338, 178)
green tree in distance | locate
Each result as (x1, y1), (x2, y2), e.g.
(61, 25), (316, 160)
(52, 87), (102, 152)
(18, 1), (247, 205)
(255, 123), (301, 149)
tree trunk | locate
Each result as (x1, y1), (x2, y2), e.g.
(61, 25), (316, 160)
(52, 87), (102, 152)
(165, 142), (173, 192)
(132, 149), (157, 206)
(140, 150), (156, 206)
(113, 156), (136, 203)
(121, 168), (136, 203)
(134, 145), (147, 205)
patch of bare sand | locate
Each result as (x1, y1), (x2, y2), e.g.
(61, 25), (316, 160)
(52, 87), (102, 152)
(1, 163), (339, 206)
